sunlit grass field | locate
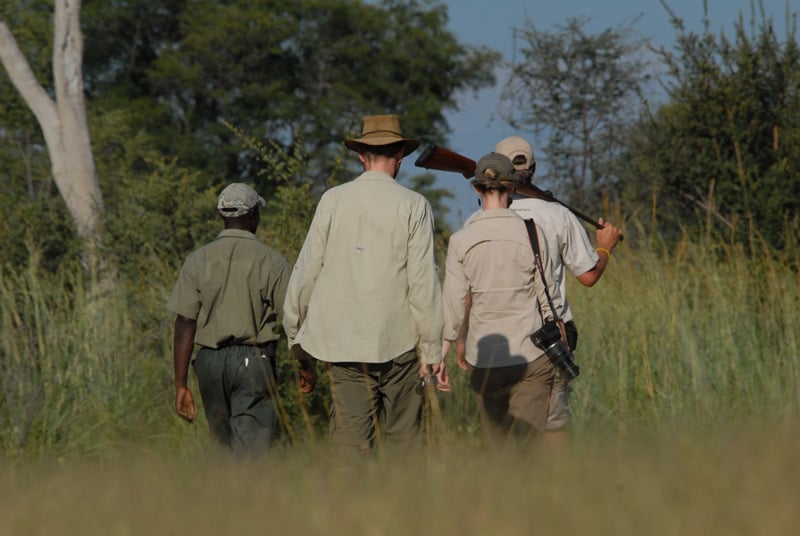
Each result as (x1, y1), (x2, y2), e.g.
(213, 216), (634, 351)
(2, 426), (799, 535)
(1, 233), (799, 534)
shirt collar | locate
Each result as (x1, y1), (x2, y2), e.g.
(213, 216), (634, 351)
(217, 228), (258, 240)
(356, 170), (396, 182)
(467, 208), (521, 225)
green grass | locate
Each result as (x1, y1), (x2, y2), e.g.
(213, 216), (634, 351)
(1, 233), (799, 533)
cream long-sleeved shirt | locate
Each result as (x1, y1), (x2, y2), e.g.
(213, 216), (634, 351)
(283, 171), (443, 365)
(443, 209), (555, 368)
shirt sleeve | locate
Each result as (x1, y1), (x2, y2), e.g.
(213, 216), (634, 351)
(282, 201), (328, 344)
(561, 210), (600, 277)
(268, 253), (292, 325)
(441, 233), (469, 342)
(406, 199), (444, 364)
(166, 255), (201, 320)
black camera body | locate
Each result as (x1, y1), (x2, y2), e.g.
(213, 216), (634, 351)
(531, 321), (580, 380)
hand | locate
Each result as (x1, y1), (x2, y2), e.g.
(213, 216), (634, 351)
(298, 367), (317, 394)
(455, 337), (469, 371)
(175, 386), (195, 423)
(419, 362), (450, 393)
(291, 344), (317, 393)
(435, 360), (451, 392)
(596, 217), (622, 250)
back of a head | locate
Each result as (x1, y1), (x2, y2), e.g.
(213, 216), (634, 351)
(472, 152), (516, 192)
(495, 136), (535, 181)
(217, 182), (265, 219)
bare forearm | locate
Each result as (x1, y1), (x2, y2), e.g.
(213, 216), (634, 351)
(578, 217), (621, 287)
(173, 315), (196, 388)
(577, 251), (609, 287)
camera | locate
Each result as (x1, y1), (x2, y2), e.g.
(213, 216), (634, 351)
(531, 321), (580, 380)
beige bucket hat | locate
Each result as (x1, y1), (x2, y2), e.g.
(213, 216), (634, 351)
(344, 114), (420, 156)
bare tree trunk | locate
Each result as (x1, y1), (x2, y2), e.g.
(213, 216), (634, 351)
(0, 0), (102, 246)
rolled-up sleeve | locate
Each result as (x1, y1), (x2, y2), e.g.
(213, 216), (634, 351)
(406, 200), (443, 364)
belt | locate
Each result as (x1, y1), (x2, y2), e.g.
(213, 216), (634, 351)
(213, 340), (277, 353)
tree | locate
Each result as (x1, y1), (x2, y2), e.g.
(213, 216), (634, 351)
(1, 0), (498, 271)
(499, 16), (650, 209)
(84, 0), (499, 190)
(622, 0), (800, 249)
(0, 0), (102, 245)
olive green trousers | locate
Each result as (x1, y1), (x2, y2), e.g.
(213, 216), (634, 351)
(326, 349), (423, 455)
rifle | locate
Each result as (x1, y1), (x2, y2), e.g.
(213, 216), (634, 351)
(414, 144), (609, 232)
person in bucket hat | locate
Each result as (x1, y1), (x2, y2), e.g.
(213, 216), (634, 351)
(343, 114), (420, 156)
(168, 182), (293, 456)
(284, 114), (444, 455)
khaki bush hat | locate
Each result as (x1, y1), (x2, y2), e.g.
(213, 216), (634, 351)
(472, 152), (516, 188)
(495, 136), (535, 171)
(217, 183), (265, 217)
(344, 114), (420, 156)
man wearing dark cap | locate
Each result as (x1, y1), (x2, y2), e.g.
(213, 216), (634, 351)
(442, 152), (557, 444)
(167, 182), (292, 455)
(283, 114), (444, 455)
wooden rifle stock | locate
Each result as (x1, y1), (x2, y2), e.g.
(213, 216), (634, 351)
(415, 144), (612, 233)
(414, 144), (476, 179)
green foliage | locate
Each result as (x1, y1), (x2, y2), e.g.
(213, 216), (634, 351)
(0, 246), (179, 457)
(500, 16), (651, 208)
(80, 0), (499, 187)
(622, 1), (800, 249)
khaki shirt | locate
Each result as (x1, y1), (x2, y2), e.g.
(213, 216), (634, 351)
(283, 171), (443, 364)
(443, 209), (555, 368)
(166, 229), (291, 348)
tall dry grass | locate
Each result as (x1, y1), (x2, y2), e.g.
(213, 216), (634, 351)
(568, 234), (800, 434)
(1, 229), (800, 533)
(1, 426), (799, 535)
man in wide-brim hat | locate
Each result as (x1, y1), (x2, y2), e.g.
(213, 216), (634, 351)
(343, 113), (420, 156)
(284, 114), (444, 455)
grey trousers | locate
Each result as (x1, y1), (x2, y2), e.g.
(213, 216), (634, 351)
(193, 344), (278, 456)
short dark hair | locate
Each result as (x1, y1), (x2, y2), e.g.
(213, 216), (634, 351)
(360, 141), (405, 159)
(473, 182), (513, 194)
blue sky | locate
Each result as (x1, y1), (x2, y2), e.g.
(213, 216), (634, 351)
(419, 0), (797, 227)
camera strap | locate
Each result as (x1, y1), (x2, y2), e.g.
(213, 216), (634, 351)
(523, 218), (561, 326)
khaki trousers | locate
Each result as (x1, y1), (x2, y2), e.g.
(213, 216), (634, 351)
(326, 349), (422, 454)
(470, 356), (556, 445)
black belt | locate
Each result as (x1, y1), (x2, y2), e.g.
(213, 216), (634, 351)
(214, 340), (277, 353)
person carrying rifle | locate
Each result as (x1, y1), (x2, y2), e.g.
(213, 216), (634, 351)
(442, 152), (558, 445)
(283, 114), (445, 456)
(494, 135), (621, 444)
